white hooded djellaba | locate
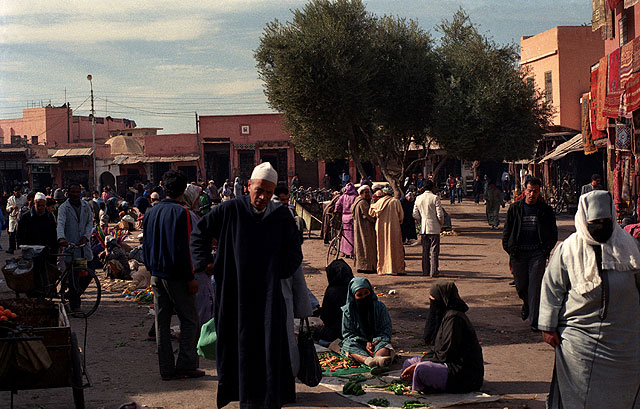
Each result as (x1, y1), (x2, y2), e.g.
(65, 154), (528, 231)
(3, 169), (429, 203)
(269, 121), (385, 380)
(539, 190), (640, 408)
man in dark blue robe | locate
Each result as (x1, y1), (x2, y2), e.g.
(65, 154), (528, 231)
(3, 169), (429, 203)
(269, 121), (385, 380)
(190, 162), (302, 409)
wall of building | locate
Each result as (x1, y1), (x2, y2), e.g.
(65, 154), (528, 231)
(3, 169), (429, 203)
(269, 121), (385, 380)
(0, 107), (134, 147)
(604, 3), (638, 55)
(557, 26), (605, 130)
(521, 26), (604, 131)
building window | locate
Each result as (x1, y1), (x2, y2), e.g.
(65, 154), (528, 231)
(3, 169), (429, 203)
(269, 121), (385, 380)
(620, 14), (628, 47)
(31, 135), (38, 145)
(544, 71), (553, 103)
(241, 125), (250, 135)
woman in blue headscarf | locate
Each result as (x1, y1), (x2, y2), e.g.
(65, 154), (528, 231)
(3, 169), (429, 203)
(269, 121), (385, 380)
(340, 277), (394, 368)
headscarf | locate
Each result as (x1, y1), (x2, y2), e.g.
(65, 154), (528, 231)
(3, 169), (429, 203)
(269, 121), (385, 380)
(343, 182), (357, 196)
(182, 184), (201, 210)
(561, 190), (640, 295)
(423, 281), (468, 345)
(343, 277), (378, 341)
(357, 185), (370, 195)
(381, 185), (393, 195)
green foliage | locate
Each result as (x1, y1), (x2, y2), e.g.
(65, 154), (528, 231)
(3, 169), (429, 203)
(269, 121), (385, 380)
(255, 3), (549, 182)
(431, 9), (551, 161)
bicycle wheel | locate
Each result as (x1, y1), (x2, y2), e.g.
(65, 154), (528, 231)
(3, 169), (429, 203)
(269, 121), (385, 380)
(326, 236), (340, 267)
(60, 269), (101, 318)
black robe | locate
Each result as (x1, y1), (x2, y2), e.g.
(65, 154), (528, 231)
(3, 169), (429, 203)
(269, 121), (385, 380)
(400, 197), (417, 241)
(422, 310), (484, 393)
(318, 259), (354, 341)
(190, 196), (302, 409)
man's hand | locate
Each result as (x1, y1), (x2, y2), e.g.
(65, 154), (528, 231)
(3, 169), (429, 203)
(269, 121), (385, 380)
(187, 279), (199, 295)
(542, 331), (561, 348)
(78, 237), (89, 246)
(205, 263), (214, 277)
(58, 238), (69, 248)
(366, 340), (379, 355)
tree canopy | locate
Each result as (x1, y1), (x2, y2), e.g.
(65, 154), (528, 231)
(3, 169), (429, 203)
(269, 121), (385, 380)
(430, 9), (551, 161)
(255, 1), (550, 192)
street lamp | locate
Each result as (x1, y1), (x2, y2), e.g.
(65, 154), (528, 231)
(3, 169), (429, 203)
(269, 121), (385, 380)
(87, 74), (97, 191)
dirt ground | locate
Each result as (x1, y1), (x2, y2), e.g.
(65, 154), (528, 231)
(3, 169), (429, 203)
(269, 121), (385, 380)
(0, 199), (576, 409)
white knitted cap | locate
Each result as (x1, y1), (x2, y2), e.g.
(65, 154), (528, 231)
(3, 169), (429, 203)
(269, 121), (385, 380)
(250, 162), (278, 184)
(34, 192), (46, 201)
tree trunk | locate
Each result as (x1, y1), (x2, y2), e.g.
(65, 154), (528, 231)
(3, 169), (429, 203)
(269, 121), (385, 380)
(348, 139), (368, 182)
(432, 155), (448, 180)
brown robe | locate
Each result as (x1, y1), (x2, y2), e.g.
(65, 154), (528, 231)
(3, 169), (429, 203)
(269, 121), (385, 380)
(352, 196), (377, 272)
(369, 195), (405, 275)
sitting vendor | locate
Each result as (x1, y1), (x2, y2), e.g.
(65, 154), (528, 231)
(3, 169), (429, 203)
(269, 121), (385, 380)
(341, 277), (394, 368)
(401, 281), (483, 393)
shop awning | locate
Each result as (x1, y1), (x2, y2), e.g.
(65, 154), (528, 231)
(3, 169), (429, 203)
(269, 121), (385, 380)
(0, 147), (27, 154)
(51, 148), (94, 157)
(538, 134), (583, 163)
(26, 158), (60, 165)
(112, 155), (200, 165)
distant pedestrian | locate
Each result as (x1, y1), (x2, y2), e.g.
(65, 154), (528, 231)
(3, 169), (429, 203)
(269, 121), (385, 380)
(400, 192), (417, 243)
(472, 175), (483, 204)
(369, 186), (405, 275)
(322, 173), (332, 190)
(413, 180), (444, 277)
(340, 169), (350, 187)
(446, 174), (456, 204)
(484, 181), (502, 230)
(502, 177), (557, 331)
(539, 190), (640, 408)
(455, 176), (464, 203)
(290, 174), (300, 190)
(580, 173), (603, 196)
(6, 186), (27, 254)
(335, 182), (358, 257)
(143, 170), (204, 381)
(233, 177), (243, 198)
(352, 185), (377, 274)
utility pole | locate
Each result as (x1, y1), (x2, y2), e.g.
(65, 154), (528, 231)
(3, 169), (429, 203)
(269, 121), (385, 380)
(65, 87), (70, 143)
(88, 75), (97, 191)
(195, 112), (202, 181)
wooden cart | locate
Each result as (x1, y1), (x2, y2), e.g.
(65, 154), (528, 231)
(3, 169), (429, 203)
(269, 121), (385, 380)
(0, 298), (87, 409)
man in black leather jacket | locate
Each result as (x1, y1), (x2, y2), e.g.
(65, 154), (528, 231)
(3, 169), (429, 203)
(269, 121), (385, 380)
(502, 177), (557, 331)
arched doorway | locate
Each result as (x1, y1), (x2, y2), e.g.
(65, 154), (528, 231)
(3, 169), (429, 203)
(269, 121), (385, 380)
(100, 171), (115, 191)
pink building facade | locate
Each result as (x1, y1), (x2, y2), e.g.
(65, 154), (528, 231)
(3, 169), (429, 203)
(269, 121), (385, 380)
(520, 26), (604, 131)
(200, 113), (325, 187)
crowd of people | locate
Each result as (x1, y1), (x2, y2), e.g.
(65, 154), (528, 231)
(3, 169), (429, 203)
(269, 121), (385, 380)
(3, 163), (638, 409)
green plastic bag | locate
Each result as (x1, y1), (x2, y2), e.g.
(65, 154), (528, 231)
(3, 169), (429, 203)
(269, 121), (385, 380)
(197, 317), (217, 360)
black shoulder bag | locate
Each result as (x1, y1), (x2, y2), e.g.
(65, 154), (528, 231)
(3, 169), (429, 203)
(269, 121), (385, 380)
(297, 318), (323, 387)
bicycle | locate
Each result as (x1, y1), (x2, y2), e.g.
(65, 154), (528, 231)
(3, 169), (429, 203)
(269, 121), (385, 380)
(326, 219), (354, 267)
(24, 243), (102, 318)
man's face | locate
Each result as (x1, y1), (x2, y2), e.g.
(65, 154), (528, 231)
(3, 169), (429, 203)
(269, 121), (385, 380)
(248, 179), (276, 210)
(14, 190), (21, 198)
(277, 193), (290, 206)
(524, 183), (541, 205)
(92, 192), (99, 199)
(68, 186), (81, 202)
(35, 199), (46, 215)
(361, 190), (371, 201)
(592, 178), (601, 187)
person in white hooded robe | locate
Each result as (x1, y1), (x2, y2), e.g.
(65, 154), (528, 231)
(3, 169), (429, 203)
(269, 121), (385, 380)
(539, 190), (640, 409)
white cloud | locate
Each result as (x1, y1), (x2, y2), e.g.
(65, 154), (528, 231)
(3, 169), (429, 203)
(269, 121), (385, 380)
(153, 65), (225, 76)
(202, 79), (264, 96)
(0, 18), (215, 43)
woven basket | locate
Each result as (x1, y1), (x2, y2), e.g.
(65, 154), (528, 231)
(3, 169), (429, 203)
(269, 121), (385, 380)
(2, 260), (35, 293)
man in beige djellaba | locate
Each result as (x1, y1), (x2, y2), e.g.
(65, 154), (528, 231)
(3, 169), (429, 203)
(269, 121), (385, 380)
(369, 186), (405, 275)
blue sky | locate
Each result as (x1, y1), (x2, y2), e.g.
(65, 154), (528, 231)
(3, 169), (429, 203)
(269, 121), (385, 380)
(0, 0), (591, 134)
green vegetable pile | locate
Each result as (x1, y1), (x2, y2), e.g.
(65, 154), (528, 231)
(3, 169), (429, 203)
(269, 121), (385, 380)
(343, 375), (367, 396)
(401, 400), (428, 409)
(367, 398), (390, 407)
(368, 379), (410, 395)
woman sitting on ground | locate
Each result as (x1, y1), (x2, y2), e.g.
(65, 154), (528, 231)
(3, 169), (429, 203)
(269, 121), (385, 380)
(341, 277), (394, 368)
(401, 281), (483, 393)
(315, 259), (354, 343)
